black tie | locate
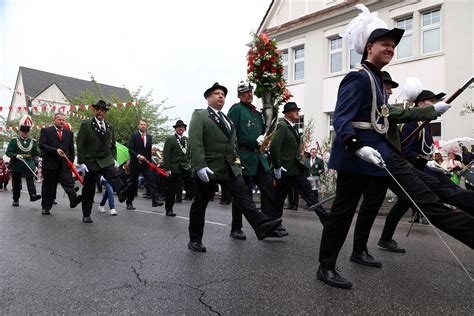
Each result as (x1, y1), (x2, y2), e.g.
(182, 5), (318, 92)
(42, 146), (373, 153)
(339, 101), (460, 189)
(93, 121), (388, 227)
(293, 125), (300, 140)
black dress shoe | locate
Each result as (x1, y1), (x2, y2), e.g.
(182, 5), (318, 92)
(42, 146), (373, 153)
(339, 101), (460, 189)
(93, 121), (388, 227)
(70, 195), (82, 208)
(275, 224), (287, 232)
(317, 266), (352, 289)
(82, 216), (93, 223)
(126, 203), (136, 210)
(152, 200), (164, 207)
(30, 195), (41, 202)
(188, 241), (206, 252)
(12, 200), (19, 207)
(377, 239), (406, 253)
(229, 230), (247, 240)
(166, 211), (177, 217)
(42, 209), (51, 215)
(350, 250), (382, 267)
(267, 229), (289, 238)
(256, 219), (282, 240)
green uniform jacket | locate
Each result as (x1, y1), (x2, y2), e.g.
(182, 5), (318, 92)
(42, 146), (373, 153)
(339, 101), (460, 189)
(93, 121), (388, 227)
(76, 119), (117, 171)
(387, 104), (438, 150)
(227, 102), (270, 176)
(304, 157), (324, 177)
(269, 120), (305, 176)
(5, 137), (39, 173)
(188, 107), (241, 180)
(162, 134), (190, 174)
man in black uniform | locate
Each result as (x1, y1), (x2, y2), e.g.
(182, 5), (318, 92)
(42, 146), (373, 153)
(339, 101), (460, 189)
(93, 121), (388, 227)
(126, 118), (163, 210)
(39, 113), (82, 215)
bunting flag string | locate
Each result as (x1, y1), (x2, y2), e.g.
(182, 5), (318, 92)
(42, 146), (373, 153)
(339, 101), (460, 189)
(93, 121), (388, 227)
(0, 83), (140, 118)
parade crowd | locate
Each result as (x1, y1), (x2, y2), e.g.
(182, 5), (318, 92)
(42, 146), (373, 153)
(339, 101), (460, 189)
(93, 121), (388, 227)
(3, 4), (473, 290)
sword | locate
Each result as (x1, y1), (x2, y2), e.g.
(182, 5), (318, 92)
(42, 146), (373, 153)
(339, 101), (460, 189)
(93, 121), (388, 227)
(308, 194), (336, 210)
(17, 156), (40, 180)
(380, 158), (473, 282)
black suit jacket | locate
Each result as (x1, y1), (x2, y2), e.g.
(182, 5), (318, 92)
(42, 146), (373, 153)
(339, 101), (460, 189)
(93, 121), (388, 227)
(128, 131), (152, 166)
(39, 126), (75, 170)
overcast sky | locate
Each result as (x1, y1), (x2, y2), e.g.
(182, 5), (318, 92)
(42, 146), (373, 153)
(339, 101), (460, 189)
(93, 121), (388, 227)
(0, 0), (271, 127)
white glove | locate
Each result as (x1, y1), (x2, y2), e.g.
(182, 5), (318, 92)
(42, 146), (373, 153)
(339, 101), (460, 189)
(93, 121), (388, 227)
(426, 160), (445, 173)
(78, 163), (89, 173)
(433, 101), (450, 115)
(16, 154), (23, 159)
(166, 170), (172, 176)
(114, 160), (119, 168)
(274, 166), (287, 179)
(197, 167), (214, 182)
(355, 146), (385, 168)
(256, 134), (265, 146)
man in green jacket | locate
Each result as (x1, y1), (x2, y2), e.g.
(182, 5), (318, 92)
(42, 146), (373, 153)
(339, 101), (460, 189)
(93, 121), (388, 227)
(270, 102), (329, 230)
(76, 100), (129, 223)
(187, 82), (282, 252)
(6, 115), (41, 206)
(227, 80), (284, 240)
(163, 119), (191, 216)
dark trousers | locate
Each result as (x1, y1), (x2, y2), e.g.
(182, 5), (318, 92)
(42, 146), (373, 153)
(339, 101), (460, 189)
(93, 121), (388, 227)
(82, 165), (125, 217)
(12, 170), (37, 201)
(41, 168), (77, 210)
(166, 173), (182, 212)
(189, 174), (269, 242)
(287, 186), (299, 208)
(126, 163), (159, 204)
(275, 173), (319, 219)
(183, 172), (195, 199)
(381, 167), (474, 241)
(231, 163), (277, 230)
(320, 152), (474, 270)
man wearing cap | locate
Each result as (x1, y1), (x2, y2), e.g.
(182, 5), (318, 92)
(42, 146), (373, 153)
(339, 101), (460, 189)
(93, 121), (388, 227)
(77, 100), (129, 223)
(39, 113), (82, 215)
(163, 119), (192, 217)
(226, 80), (283, 240)
(270, 102), (329, 231)
(125, 118), (163, 211)
(378, 89), (474, 253)
(6, 115), (41, 206)
(317, 6), (474, 289)
(187, 82), (282, 252)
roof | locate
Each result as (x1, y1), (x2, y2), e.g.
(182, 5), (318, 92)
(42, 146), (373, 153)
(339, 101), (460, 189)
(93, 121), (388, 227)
(19, 66), (130, 101)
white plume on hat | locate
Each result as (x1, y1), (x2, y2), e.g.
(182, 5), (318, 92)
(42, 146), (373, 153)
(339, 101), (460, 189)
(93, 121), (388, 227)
(398, 77), (424, 102)
(339, 4), (387, 55)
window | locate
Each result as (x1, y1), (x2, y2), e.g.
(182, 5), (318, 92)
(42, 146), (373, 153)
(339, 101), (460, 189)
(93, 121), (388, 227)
(294, 47), (304, 80)
(281, 50), (289, 81)
(396, 16), (413, 59)
(422, 9), (441, 54)
(295, 115), (304, 131)
(327, 112), (335, 141)
(329, 37), (342, 73)
(349, 49), (361, 69)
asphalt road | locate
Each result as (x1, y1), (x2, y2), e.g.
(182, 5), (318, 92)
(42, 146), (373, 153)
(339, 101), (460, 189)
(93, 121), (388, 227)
(0, 184), (472, 314)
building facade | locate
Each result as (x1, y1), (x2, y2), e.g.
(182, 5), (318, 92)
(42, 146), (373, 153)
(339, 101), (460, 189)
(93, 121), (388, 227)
(258, 0), (473, 146)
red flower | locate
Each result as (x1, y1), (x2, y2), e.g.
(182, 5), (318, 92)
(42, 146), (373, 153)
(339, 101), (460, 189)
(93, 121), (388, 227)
(271, 67), (277, 73)
(259, 32), (270, 44)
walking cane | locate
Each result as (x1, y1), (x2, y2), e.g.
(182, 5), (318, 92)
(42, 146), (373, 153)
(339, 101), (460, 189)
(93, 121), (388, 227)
(378, 158), (473, 282)
(308, 194), (336, 210)
(57, 151), (84, 185)
(126, 147), (169, 177)
(16, 156), (41, 181)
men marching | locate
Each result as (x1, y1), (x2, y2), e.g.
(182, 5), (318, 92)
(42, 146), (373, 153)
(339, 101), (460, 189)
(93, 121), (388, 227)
(76, 100), (129, 223)
(39, 113), (82, 215)
(126, 118), (163, 210)
(269, 102), (329, 231)
(163, 120), (192, 217)
(227, 80), (283, 239)
(5, 115), (41, 206)
(187, 82), (282, 252)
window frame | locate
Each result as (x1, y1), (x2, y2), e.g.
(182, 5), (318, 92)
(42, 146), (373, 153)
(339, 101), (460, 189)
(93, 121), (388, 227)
(421, 8), (442, 55)
(329, 36), (343, 74)
(395, 15), (414, 60)
(293, 46), (305, 81)
(281, 49), (289, 82)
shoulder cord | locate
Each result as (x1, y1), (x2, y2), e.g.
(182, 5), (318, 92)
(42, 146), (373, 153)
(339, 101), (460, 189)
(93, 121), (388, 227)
(361, 67), (389, 134)
(16, 138), (34, 153)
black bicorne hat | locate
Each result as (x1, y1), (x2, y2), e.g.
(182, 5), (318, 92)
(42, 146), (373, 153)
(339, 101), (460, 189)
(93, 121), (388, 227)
(414, 90), (446, 104)
(361, 28), (405, 61)
(204, 82), (228, 99)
